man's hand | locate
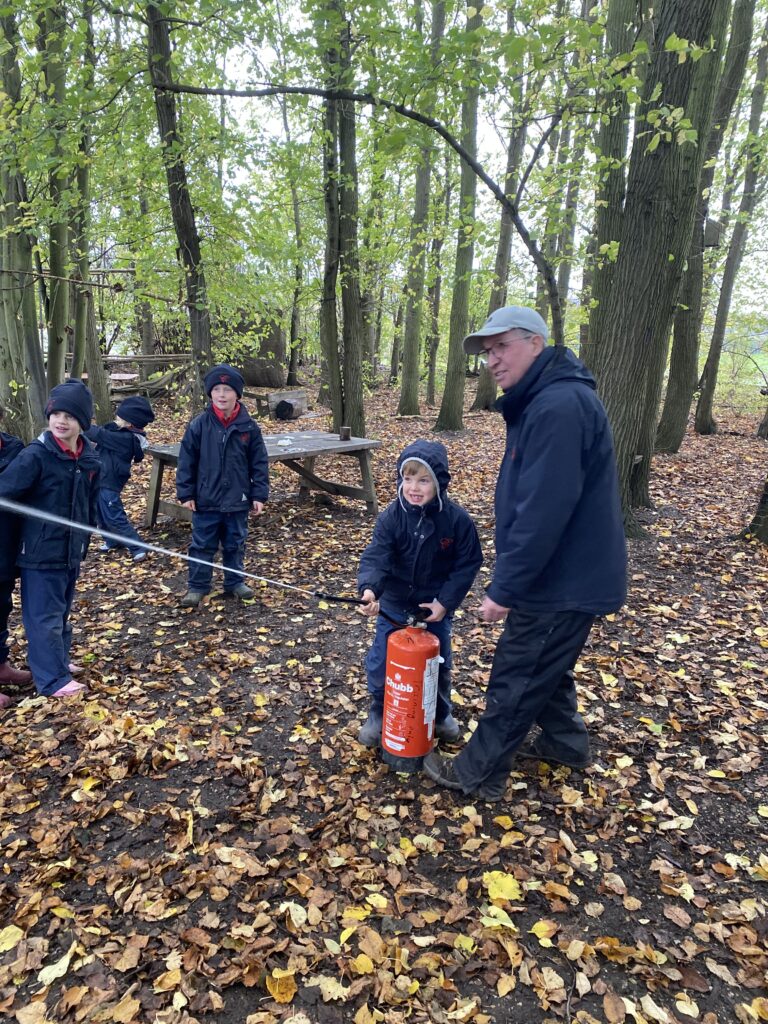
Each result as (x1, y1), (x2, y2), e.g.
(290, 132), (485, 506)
(358, 588), (379, 617)
(479, 595), (510, 622)
(419, 599), (447, 623)
(182, 499), (196, 511)
(251, 500), (264, 514)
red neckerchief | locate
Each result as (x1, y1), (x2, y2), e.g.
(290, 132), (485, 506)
(52, 433), (84, 459)
(212, 402), (240, 427)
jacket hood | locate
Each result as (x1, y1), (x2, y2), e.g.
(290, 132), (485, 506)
(396, 440), (451, 512)
(38, 430), (99, 465)
(497, 345), (596, 422)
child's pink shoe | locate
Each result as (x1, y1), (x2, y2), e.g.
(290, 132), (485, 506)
(51, 680), (88, 698)
(0, 693), (12, 709)
(68, 662), (85, 677)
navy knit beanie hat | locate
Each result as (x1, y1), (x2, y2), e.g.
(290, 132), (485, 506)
(117, 395), (155, 429)
(204, 364), (244, 398)
(45, 379), (93, 432)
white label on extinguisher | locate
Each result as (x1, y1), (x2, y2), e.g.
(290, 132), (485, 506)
(422, 655), (439, 727)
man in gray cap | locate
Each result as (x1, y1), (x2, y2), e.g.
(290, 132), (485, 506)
(423, 305), (627, 801)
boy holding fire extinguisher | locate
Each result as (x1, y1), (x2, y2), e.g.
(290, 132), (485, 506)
(356, 440), (482, 747)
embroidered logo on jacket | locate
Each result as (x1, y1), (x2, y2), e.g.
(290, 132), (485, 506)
(239, 433), (250, 444)
(439, 537), (454, 550)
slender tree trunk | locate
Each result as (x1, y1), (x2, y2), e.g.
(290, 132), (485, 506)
(656, 0), (755, 453)
(425, 154), (451, 407)
(39, 2), (70, 388)
(319, 23), (343, 426)
(147, 1), (209, 405)
(70, 1), (96, 382)
(472, 33), (527, 413)
(434, 2), (482, 432)
(337, 17), (365, 437)
(696, 20), (768, 435)
(389, 297), (403, 386)
(398, 0), (445, 416)
(86, 291), (111, 424)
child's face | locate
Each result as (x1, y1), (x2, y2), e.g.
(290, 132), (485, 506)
(402, 467), (437, 506)
(210, 384), (238, 416)
(48, 411), (81, 447)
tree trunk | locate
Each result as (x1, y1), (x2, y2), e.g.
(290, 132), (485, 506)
(757, 401), (768, 439)
(745, 471), (768, 542)
(580, 0), (638, 371)
(656, 0), (754, 453)
(398, 0), (445, 416)
(434, 1), (482, 432)
(337, 17), (365, 437)
(147, 1), (209, 406)
(587, 0), (731, 524)
(696, 20), (768, 435)
(318, 26), (343, 426)
(472, 32), (527, 413)
(277, 95), (304, 388)
(70, 1), (96, 383)
(86, 293), (111, 424)
(425, 153), (451, 407)
(0, 11), (46, 431)
(38, 2), (70, 388)
(389, 297), (403, 386)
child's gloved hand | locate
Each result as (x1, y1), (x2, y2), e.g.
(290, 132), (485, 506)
(418, 599), (447, 623)
(358, 589), (379, 616)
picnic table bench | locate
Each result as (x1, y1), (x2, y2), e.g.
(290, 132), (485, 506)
(144, 430), (381, 527)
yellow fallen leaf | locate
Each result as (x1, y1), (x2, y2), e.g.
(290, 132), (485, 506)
(112, 992), (142, 1022)
(350, 953), (374, 975)
(0, 925), (24, 952)
(38, 941), (76, 987)
(453, 935), (476, 953)
(153, 968), (182, 992)
(530, 919), (559, 943)
(497, 973), (516, 996)
(483, 870), (522, 901)
(265, 968), (297, 1004)
(757, 806), (768, 818)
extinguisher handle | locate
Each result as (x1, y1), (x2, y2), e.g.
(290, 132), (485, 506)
(314, 590), (367, 606)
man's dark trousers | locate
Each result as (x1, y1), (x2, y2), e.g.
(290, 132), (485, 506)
(452, 608), (595, 792)
(188, 510), (249, 593)
(20, 567), (79, 695)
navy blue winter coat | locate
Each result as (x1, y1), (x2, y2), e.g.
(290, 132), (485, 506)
(176, 404), (269, 512)
(0, 431), (100, 570)
(358, 440), (483, 614)
(0, 431), (25, 580)
(85, 422), (146, 491)
(488, 345), (626, 614)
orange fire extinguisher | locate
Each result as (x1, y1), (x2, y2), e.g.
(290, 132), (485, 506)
(381, 623), (441, 772)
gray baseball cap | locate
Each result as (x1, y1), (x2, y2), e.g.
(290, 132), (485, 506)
(463, 305), (549, 354)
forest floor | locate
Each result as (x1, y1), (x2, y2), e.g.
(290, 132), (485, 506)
(1, 383), (767, 1024)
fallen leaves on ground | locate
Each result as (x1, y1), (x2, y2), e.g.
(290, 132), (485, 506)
(1, 387), (766, 1023)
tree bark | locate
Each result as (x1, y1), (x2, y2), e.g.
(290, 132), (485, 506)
(586, 0), (731, 524)
(337, 16), (366, 437)
(434, 1), (482, 432)
(38, 2), (70, 388)
(696, 19), (768, 435)
(318, 21), (343, 426)
(745, 471), (768, 542)
(398, 0), (445, 416)
(581, 0), (638, 369)
(656, 0), (754, 453)
(147, 1), (209, 406)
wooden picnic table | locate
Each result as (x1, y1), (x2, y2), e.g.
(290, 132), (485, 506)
(144, 430), (381, 527)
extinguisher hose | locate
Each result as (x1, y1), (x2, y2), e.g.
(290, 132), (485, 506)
(0, 497), (413, 620)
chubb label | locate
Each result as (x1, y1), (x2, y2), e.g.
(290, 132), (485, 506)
(387, 679), (414, 693)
